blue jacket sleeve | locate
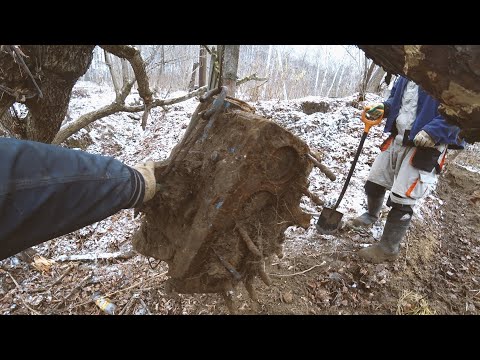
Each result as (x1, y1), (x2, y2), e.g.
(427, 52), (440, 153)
(422, 114), (463, 145)
(383, 77), (399, 115)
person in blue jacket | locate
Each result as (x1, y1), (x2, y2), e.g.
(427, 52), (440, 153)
(0, 137), (157, 261)
(349, 75), (465, 263)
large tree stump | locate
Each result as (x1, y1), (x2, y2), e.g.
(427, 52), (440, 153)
(132, 90), (313, 296)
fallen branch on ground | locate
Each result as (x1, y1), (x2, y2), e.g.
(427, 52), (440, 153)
(54, 250), (136, 262)
(268, 261), (326, 277)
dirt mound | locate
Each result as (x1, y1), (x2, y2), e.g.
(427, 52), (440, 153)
(301, 101), (330, 115)
(132, 89), (316, 303)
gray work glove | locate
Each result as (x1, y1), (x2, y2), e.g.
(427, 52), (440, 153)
(413, 130), (436, 147)
(133, 160), (157, 203)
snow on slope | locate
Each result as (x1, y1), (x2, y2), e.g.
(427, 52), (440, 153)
(2, 81), (446, 263)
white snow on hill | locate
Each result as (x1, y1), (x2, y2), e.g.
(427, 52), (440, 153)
(3, 81), (446, 263)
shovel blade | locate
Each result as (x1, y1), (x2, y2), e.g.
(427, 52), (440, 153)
(315, 207), (344, 234)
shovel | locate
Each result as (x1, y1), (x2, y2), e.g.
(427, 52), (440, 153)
(315, 108), (384, 234)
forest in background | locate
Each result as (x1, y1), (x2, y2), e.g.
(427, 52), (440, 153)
(82, 45), (390, 102)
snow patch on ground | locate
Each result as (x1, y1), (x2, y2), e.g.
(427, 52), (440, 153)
(1, 81), (452, 265)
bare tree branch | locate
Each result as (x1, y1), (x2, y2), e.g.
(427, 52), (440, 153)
(52, 74), (262, 145)
(4, 45), (43, 98)
(236, 73), (267, 86)
(100, 45), (153, 128)
(100, 45), (152, 104)
(124, 86), (208, 112)
(52, 80), (134, 145)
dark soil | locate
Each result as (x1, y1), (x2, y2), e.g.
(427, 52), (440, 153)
(1, 94), (478, 315)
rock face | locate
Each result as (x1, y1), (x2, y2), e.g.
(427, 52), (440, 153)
(359, 45), (480, 143)
(132, 92), (313, 297)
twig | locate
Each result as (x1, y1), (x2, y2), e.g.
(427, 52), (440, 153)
(5, 271), (21, 289)
(64, 274), (92, 302)
(5, 271), (41, 315)
(28, 265), (74, 294)
(106, 271), (168, 298)
(268, 261), (326, 277)
(51, 274), (92, 312)
(71, 271), (168, 311)
(119, 297), (136, 315)
(139, 298), (152, 315)
(51, 265), (75, 286)
(7, 45), (43, 98)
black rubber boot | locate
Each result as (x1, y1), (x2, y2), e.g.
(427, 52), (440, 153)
(357, 207), (412, 263)
(348, 181), (386, 229)
(350, 194), (385, 228)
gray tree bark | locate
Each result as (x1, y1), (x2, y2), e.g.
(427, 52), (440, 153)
(104, 50), (122, 98)
(223, 45), (240, 97)
(199, 46), (207, 88)
(188, 62), (199, 90)
(0, 45), (95, 143)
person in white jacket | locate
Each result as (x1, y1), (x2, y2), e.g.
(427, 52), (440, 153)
(349, 76), (465, 263)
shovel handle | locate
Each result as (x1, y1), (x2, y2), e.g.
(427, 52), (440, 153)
(361, 109), (383, 133)
(333, 109), (382, 210)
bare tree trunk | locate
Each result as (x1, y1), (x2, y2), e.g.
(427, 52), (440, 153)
(104, 50), (121, 98)
(358, 55), (376, 101)
(0, 45), (95, 143)
(327, 62), (342, 97)
(199, 46), (207, 88)
(208, 46), (223, 91)
(188, 62), (199, 90)
(223, 45), (240, 97)
(121, 58), (130, 87)
(335, 59), (347, 97)
(319, 50), (329, 96)
(261, 45), (273, 99)
(368, 66), (386, 93)
(277, 48), (288, 100)
(314, 57), (321, 96)
(160, 45), (165, 76)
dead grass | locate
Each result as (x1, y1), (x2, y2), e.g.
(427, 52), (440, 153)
(396, 290), (436, 315)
